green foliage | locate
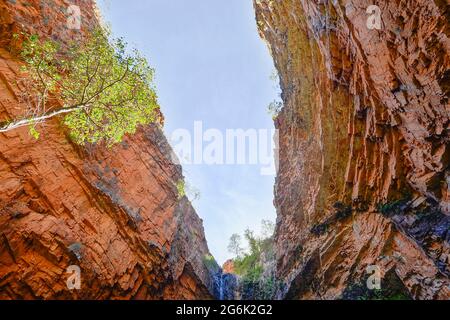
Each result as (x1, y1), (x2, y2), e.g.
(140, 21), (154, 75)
(20, 33), (60, 92)
(333, 201), (352, 220)
(29, 126), (40, 140)
(18, 29), (160, 145)
(266, 69), (283, 120)
(311, 222), (329, 236)
(252, 275), (280, 300)
(266, 100), (282, 120)
(387, 293), (411, 300)
(377, 197), (410, 217)
(260, 219), (275, 238)
(343, 283), (411, 300)
(233, 249), (261, 277)
(175, 180), (201, 202)
(311, 202), (352, 236)
(231, 224), (274, 277)
(203, 254), (220, 274)
(228, 220), (280, 300)
(176, 180), (186, 199)
(227, 233), (243, 257)
(185, 181), (201, 202)
(342, 269), (412, 301)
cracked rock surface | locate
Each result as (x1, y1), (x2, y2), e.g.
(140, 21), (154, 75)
(0, 0), (215, 300)
(254, 0), (449, 299)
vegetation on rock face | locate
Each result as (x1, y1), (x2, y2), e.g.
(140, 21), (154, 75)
(311, 202), (352, 236)
(227, 220), (282, 300)
(377, 197), (412, 217)
(375, 188), (413, 217)
(342, 270), (412, 300)
(175, 179), (201, 202)
(266, 100), (283, 120)
(266, 69), (283, 120)
(1, 29), (161, 145)
(176, 180), (186, 199)
(343, 283), (411, 300)
(203, 254), (221, 274)
(227, 233), (243, 257)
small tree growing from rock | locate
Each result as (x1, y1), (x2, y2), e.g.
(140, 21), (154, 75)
(228, 233), (243, 258)
(0, 29), (161, 145)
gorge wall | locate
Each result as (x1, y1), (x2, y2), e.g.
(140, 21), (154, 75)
(0, 0), (448, 301)
(0, 0), (217, 299)
(254, 0), (449, 299)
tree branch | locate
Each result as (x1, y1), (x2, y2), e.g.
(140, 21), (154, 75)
(0, 104), (87, 133)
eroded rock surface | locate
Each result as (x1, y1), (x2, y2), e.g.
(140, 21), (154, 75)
(0, 0), (216, 299)
(254, 0), (449, 299)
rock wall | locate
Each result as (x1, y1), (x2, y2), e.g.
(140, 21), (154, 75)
(254, 0), (449, 299)
(0, 0), (216, 299)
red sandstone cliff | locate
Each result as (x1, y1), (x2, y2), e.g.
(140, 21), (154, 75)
(0, 0), (216, 299)
(1, 0), (449, 301)
(254, 0), (449, 299)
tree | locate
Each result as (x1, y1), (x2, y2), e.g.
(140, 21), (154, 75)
(229, 220), (275, 276)
(266, 100), (282, 119)
(0, 29), (161, 145)
(244, 228), (260, 256)
(228, 233), (243, 257)
(228, 221), (278, 299)
(176, 180), (186, 199)
(261, 219), (275, 238)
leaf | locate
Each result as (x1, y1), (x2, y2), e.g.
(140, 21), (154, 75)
(29, 126), (40, 140)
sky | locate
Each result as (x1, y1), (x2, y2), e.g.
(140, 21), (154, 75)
(97, 0), (278, 264)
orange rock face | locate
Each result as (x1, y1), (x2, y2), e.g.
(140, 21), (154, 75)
(222, 260), (235, 274)
(0, 0), (215, 299)
(254, 0), (449, 299)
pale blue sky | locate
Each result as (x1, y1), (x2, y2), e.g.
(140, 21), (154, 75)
(98, 0), (278, 264)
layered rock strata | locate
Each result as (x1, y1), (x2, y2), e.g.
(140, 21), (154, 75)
(0, 0), (216, 299)
(254, 0), (449, 299)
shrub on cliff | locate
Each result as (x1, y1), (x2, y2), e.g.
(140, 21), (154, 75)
(203, 254), (221, 274)
(266, 100), (282, 120)
(377, 197), (411, 217)
(1, 29), (161, 145)
(227, 220), (280, 299)
(342, 269), (412, 300)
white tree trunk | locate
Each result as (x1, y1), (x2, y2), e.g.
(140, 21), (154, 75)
(0, 105), (86, 133)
